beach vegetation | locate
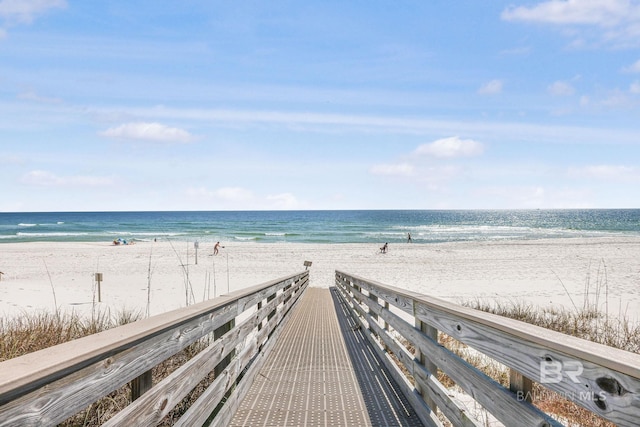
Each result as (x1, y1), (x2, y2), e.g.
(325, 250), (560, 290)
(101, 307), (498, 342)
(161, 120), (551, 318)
(434, 297), (638, 427)
(0, 308), (212, 426)
(1, 256), (637, 426)
(435, 259), (638, 426)
(387, 286), (637, 427)
(0, 309), (139, 362)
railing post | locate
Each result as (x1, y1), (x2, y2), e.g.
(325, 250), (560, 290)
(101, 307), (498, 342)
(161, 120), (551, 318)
(267, 293), (276, 321)
(283, 284), (292, 305)
(369, 292), (379, 327)
(509, 368), (533, 403)
(415, 319), (438, 412)
(130, 370), (153, 401)
(383, 301), (389, 331)
(266, 293), (276, 339)
(381, 300), (390, 352)
(353, 283), (361, 304)
(214, 319), (236, 378)
(368, 292), (382, 347)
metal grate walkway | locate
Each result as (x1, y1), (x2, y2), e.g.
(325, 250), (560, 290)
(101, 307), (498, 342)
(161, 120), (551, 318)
(229, 287), (424, 427)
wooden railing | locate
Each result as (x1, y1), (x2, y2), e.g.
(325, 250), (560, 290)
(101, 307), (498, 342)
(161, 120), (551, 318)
(0, 271), (309, 426)
(335, 270), (640, 427)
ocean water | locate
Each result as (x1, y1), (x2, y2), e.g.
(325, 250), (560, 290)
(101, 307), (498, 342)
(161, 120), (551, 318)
(1, 210), (639, 244)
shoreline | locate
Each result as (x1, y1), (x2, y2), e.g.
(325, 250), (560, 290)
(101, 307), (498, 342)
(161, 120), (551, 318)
(2, 236), (640, 322)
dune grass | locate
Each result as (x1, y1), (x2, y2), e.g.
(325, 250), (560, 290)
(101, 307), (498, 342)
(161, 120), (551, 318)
(0, 309), (140, 363)
(434, 260), (639, 426)
(436, 298), (640, 427)
(386, 289), (638, 426)
(0, 308), (211, 426)
(461, 298), (640, 353)
(2, 261), (638, 427)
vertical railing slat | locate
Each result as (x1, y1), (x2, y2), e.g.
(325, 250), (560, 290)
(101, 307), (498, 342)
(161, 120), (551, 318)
(415, 319), (438, 412)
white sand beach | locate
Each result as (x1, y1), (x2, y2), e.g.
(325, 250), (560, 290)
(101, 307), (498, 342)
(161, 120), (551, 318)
(1, 237), (640, 322)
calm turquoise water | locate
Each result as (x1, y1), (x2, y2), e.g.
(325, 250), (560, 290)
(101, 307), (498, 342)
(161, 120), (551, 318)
(1, 210), (639, 244)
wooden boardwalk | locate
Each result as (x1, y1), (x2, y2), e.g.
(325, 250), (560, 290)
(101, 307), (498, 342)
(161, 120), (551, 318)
(2, 270), (639, 426)
(229, 287), (424, 427)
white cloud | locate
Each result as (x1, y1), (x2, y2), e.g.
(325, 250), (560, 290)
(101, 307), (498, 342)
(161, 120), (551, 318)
(21, 170), (59, 186)
(215, 187), (253, 202)
(631, 80), (640, 94)
(475, 185), (596, 209)
(514, 186), (546, 206)
(369, 163), (414, 176)
(601, 90), (634, 108)
(87, 105), (640, 145)
(501, 0), (633, 26)
(478, 79), (503, 95)
(500, 46), (532, 56)
(548, 80), (575, 96)
(0, 154), (24, 165)
(0, 0), (66, 24)
(100, 122), (193, 143)
(266, 193), (300, 209)
(18, 89), (62, 104)
(623, 59), (640, 73)
(417, 165), (463, 190)
(568, 164), (639, 180)
(501, 0), (640, 48)
(185, 187), (300, 209)
(415, 137), (485, 158)
(21, 170), (114, 187)
(186, 186), (254, 202)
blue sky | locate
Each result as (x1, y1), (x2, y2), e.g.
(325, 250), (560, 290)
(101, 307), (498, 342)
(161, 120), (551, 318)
(1, 1), (640, 211)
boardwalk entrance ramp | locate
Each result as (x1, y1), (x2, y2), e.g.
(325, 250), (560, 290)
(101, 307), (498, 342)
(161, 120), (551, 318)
(230, 287), (424, 427)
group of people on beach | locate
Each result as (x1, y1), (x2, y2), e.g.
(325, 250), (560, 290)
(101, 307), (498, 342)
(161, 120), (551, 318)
(112, 238), (134, 245)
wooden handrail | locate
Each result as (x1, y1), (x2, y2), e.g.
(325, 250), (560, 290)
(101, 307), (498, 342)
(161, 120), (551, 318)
(0, 271), (308, 426)
(335, 270), (640, 427)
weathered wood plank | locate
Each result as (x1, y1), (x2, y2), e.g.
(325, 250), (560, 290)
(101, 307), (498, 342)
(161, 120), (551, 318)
(183, 282), (304, 427)
(337, 271), (640, 427)
(510, 369), (533, 403)
(416, 318), (438, 412)
(334, 286), (443, 427)
(0, 302), (239, 426)
(0, 271), (305, 404)
(235, 274), (301, 314)
(338, 272), (416, 316)
(0, 297), (235, 405)
(101, 283), (302, 426)
(204, 304), (293, 427)
(340, 284), (557, 427)
(106, 320), (247, 425)
(342, 282), (562, 427)
(416, 303), (640, 427)
(338, 270), (640, 379)
(130, 370), (153, 401)
(0, 271), (308, 426)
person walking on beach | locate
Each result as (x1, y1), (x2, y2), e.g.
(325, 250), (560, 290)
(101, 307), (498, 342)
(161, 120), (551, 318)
(380, 242), (388, 253)
(214, 241), (224, 255)
(407, 233), (412, 243)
